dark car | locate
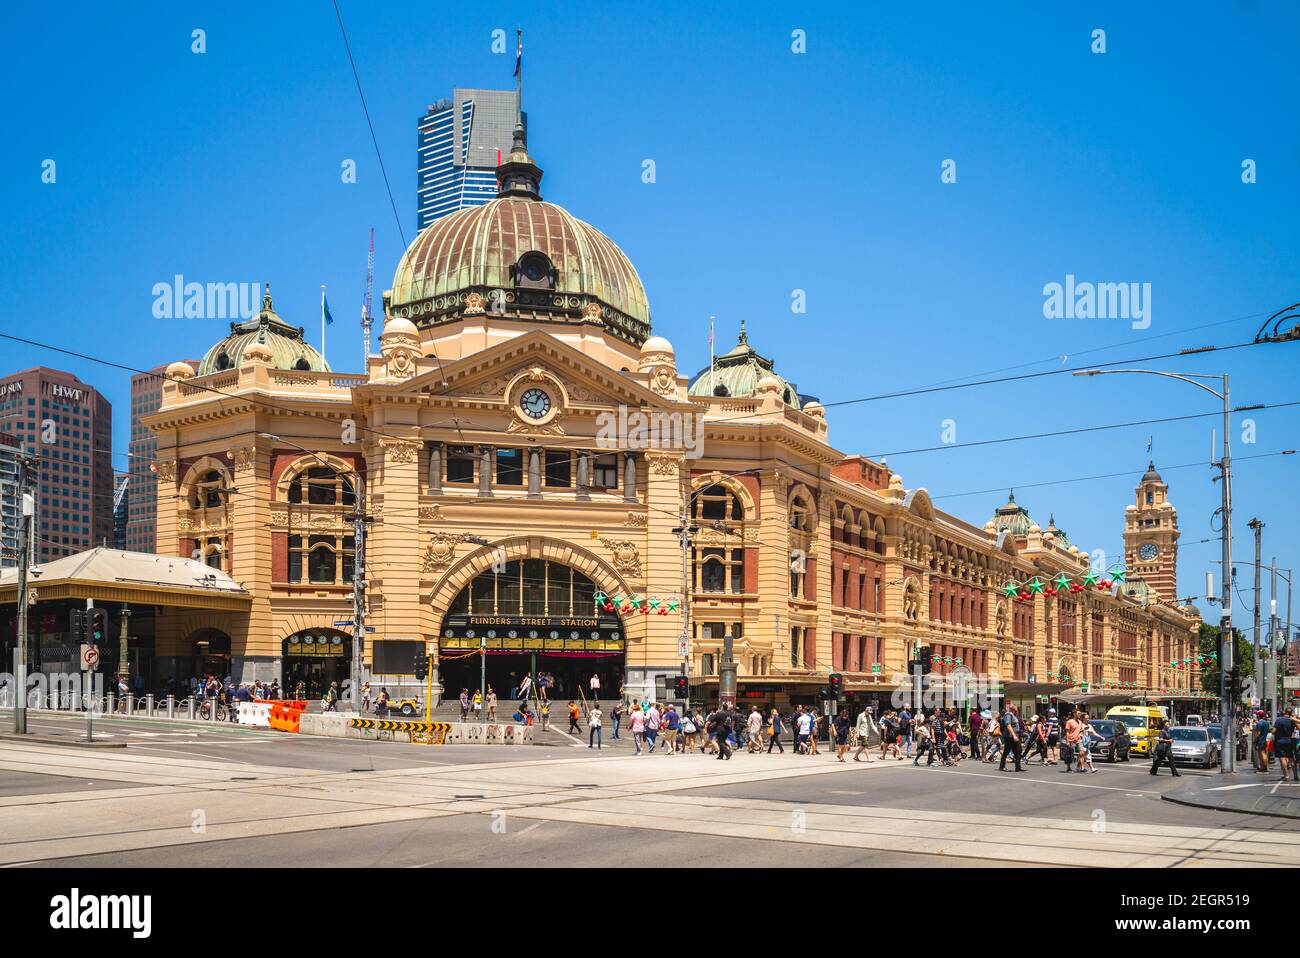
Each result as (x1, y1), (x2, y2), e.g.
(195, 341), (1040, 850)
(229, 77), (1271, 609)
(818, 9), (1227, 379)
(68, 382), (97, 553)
(1088, 719), (1132, 762)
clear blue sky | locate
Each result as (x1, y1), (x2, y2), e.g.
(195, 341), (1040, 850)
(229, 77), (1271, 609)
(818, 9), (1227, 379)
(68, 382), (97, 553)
(2, 1), (1297, 627)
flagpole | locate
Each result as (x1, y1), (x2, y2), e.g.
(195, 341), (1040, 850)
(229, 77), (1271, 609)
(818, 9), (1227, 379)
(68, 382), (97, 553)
(321, 285), (327, 366)
(709, 315), (716, 396)
(515, 28), (523, 126)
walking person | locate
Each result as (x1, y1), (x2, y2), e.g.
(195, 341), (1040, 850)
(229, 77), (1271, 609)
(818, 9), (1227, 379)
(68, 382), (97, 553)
(630, 700), (647, 755)
(899, 706), (914, 758)
(1045, 708), (1061, 765)
(486, 687), (497, 722)
(711, 707), (733, 760)
(568, 700), (582, 734)
(767, 707), (785, 753)
(999, 703), (1024, 772)
(1062, 709), (1084, 773)
(853, 707), (877, 762)
(472, 689), (483, 721)
(746, 706), (763, 753)
(1254, 709), (1271, 773)
(1150, 719), (1180, 776)
(360, 681), (371, 713)
(968, 708), (983, 761)
(1274, 707), (1298, 783)
(590, 672), (602, 702)
(610, 700), (623, 739)
(662, 703), (681, 754)
(588, 703), (603, 750)
(833, 710), (851, 762)
(459, 688), (470, 722)
(1078, 711), (1098, 773)
(517, 672), (532, 705)
(645, 701), (662, 753)
(681, 708), (697, 752)
(791, 705), (806, 754)
(913, 720), (934, 766)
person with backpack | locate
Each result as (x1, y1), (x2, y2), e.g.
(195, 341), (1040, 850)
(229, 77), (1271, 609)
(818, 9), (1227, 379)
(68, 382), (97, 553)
(1274, 707), (1297, 783)
(610, 700), (623, 740)
(630, 701), (647, 755)
(853, 707), (876, 762)
(710, 708), (733, 760)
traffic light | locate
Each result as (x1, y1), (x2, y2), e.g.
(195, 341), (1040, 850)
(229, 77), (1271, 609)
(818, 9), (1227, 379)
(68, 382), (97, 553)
(918, 646), (933, 675)
(828, 672), (844, 696)
(1227, 666), (1242, 701)
(672, 675), (689, 698)
(69, 609), (85, 639)
(86, 608), (108, 645)
(413, 650), (428, 681)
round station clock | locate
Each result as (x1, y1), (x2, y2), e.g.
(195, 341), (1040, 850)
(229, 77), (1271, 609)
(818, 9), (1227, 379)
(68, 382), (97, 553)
(519, 387), (552, 420)
(1138, 542), (1159, 561)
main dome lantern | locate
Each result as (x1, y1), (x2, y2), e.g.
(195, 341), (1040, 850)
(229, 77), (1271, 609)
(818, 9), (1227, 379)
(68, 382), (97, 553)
(387, 124), (651, 346)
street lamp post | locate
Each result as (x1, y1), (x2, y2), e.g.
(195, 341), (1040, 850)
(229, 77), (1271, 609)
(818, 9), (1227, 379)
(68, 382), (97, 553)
(1074, 368), (1236, 772)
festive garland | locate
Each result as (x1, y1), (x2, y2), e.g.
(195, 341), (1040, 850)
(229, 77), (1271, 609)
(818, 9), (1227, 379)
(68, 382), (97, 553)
(593, 591), (681, 615)
(1002, 566), (1128, 603)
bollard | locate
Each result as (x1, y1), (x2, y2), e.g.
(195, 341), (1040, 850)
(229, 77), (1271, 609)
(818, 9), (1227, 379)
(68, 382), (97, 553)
(106, 692), (115, 715)
(145, 694), (155, 717)
(166, 694), (175, 719)
(187, 697), (196, 720)
(125, 694), (134, 717)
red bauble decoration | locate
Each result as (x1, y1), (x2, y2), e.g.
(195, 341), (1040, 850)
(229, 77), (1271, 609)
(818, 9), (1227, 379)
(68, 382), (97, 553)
(1045, 587), (1057, 597)
(1018, 590), (1030, 601)
(603, 602), (614, 612)
(640, 605), (650, 614)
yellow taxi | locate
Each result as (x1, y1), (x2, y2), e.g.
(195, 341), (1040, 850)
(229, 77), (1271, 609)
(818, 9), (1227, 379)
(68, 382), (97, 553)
(1104, 705), (1165, 756)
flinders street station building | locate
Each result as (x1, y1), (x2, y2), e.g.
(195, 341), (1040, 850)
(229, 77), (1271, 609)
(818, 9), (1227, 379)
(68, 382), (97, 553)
(23, 126), (1203, 712)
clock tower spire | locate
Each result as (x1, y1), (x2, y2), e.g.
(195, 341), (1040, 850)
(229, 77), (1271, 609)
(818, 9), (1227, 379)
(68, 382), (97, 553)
(1123, 459), (1180, 602)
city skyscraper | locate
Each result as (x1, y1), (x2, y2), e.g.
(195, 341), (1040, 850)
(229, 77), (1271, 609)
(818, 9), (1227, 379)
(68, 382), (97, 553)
(0, 432), (21, 568)
(0, 367), (113, 563)
(113, 470), (129, 550)
(126, 363), (196, 553)
(417, 88), (523, 230)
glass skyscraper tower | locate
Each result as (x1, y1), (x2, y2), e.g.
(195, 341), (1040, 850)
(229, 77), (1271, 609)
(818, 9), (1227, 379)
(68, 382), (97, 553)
(417, 88), (524, 231)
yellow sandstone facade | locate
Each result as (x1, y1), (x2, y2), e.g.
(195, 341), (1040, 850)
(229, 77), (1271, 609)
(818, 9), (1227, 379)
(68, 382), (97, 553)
(144, 128), (1201, 710)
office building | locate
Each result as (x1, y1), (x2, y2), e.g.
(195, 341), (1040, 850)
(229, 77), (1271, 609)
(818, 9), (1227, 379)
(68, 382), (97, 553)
(0, 367), (113, 563)
(417, 88), (523, 230)
(127, 363), (197, 553)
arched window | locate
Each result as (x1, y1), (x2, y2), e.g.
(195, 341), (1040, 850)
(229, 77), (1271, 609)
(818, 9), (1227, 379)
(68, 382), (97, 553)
(191, 470), (225, 510)
(445, 560), (597, 617)
(287, 465), (356, 506)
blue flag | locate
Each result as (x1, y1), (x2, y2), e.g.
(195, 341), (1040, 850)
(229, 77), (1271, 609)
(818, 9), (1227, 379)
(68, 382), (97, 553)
(322, 295), (334, 326)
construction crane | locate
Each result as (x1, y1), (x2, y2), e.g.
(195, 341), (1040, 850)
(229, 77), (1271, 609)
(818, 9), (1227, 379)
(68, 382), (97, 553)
(361, 227), (375, 371)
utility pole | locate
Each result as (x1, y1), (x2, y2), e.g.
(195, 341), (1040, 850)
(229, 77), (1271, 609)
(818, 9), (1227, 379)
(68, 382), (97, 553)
(1249, 518), (1263, 709)
(1271, 558), (1279, 719)
(12, 449), (36, 734)
(1218, 375), (1236, 772)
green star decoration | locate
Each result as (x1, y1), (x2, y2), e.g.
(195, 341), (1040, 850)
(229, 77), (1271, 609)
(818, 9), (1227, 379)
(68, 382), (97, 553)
(1003, 581), (1019, 598)
(648, 597), (660, 610)
(629, 596), (642, 610)
(1054, 573), (1072, 591)
(1081, 569), (1100, 587)
(1109, 567), (1127, 583)
(666, 599), (680, 612)
(1028, 577), (1045, 594)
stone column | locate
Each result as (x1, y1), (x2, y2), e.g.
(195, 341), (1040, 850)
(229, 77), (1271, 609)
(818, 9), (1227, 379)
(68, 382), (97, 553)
(478, 446), (493, 497)
(623, 452), (637, 502)
(429, 443), (442, 495)
(576, 452), (590, 501)
(527, 448), (541, 499)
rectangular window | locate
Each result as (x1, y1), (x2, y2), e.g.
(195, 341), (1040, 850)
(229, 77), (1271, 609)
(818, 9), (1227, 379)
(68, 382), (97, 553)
(496, 448), (524, 485)
(593, 453), (619, 488)
(544, 450), (571, 488)
(445, 445), (475, 484)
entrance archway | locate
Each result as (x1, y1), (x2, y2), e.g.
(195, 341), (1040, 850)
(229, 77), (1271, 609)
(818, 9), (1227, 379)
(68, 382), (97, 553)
(189, 628), (231, 681)
(282, 628), (353, 699)
(437, 557), (626, 703)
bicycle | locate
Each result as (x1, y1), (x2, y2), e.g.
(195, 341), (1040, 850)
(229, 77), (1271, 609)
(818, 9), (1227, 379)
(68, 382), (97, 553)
(196, 699), (228, 722)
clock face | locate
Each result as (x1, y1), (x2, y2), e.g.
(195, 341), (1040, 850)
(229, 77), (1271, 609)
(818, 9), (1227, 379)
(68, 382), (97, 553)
(519, 388), (552, 420)
(1139, 543), (1159, 561)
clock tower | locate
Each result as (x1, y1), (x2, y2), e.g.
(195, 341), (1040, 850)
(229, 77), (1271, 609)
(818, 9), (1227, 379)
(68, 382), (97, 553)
(1124, 460), (1180, 602)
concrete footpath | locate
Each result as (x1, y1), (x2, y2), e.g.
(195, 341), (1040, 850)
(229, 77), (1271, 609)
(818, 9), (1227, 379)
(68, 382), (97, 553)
(1163, 769), (1300, 819)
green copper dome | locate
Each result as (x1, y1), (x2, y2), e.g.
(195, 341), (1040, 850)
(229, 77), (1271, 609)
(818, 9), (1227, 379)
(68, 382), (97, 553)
(388, 124), (651, 346)
(990, 490), (1033, 536)
(196, 286), (330, 376)
(687, 322), (804, 408)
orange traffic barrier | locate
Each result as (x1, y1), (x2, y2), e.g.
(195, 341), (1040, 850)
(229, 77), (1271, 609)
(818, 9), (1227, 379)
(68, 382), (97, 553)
(267, 701), (304, 733)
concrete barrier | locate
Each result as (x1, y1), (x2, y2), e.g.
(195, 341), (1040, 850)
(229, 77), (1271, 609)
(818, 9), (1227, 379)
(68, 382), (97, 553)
(237, 701), (272, 727)
(296, 716), (536, 746)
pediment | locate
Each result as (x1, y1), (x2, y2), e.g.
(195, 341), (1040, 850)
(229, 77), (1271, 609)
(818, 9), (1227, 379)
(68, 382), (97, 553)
(388, 331), (685, 412)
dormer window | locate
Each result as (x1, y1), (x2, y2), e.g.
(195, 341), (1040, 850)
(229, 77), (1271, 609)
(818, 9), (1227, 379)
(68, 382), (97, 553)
(215, 351), (232, 370)
(294, 358), (311, 371)
(513, 251), (555, 290)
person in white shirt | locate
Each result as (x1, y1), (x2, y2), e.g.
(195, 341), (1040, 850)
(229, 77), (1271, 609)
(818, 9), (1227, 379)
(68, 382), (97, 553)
(588, 704), (603, 750)
(798, 711), (814, 754)
(590, 673), (602, 699)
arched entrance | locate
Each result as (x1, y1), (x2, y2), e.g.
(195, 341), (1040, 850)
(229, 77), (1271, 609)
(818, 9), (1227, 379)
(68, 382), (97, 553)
(437, 558), (625, 702)
(282, 628), (353, 699)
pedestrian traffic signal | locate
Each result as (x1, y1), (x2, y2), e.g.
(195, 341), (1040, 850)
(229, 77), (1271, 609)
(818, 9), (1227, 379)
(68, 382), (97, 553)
(69, 609), (85, 640)
(918, 646), (932, 674)
(1227, 666), (1241, 701)
(672, 675), (689, 698)
(413, 650), (428, 682)
(828, 672), (843, 695)
(86, 608), (108, 645)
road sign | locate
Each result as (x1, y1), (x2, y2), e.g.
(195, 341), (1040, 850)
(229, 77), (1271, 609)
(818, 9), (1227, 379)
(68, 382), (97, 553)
(80, 644), (99, 669)
(333, 620), (355, 628)
(1283, 676), (1300, 690)
(677, 633), (689, 658)
(364, 626), (376, 633)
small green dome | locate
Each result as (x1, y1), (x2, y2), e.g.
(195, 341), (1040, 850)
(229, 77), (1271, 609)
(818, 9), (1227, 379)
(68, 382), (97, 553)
(990, 490), (1033, 536)
(197, 286), (330, 376)
(687, 322), (804, 408)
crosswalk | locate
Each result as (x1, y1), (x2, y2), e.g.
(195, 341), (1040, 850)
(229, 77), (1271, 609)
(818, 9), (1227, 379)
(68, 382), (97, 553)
(1, 741), (1296, 867)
